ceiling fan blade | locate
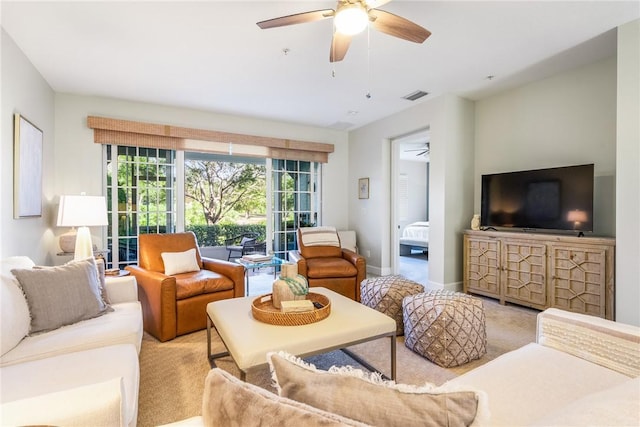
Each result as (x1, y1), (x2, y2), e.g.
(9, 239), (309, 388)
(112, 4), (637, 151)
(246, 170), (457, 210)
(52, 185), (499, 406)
(416, 150), (429, 156)
(330, 32), (351, 62)
(257, 9), (334, 29)
(369, 9), (431, 43)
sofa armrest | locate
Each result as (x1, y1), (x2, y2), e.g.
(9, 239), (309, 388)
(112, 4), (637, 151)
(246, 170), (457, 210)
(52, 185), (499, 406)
(125, 265), (178, 342)
(342, 249), (366, 301)
(0, 377), (125, 426)
(201, 257), (245, 298)
(105, 275), (138, 304)
(537, 308), (640, 377)
(288, 250), (307, 277)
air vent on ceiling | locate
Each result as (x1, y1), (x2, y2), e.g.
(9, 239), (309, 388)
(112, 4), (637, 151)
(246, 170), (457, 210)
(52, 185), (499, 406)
(403, 90), (429, 101)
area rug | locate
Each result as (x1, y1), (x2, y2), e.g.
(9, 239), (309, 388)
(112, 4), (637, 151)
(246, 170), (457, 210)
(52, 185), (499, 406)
(137, 296), (537, 426)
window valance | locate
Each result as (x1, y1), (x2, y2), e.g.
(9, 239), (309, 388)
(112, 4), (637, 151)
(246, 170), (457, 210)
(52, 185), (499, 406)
(87, 116), (334, 163)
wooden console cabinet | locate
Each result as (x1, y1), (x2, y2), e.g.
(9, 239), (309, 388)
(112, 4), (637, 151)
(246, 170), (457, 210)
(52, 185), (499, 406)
(463, 230), (615, 320)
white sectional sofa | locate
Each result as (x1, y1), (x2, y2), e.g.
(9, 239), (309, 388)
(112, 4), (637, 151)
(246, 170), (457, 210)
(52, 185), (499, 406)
(169, 307), (639, 426)
(447, 308), (640, 426)
(0, 256), (143, 426)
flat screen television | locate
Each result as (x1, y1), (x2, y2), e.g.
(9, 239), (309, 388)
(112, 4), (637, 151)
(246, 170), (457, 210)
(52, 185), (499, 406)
(480, 164), (594, 233)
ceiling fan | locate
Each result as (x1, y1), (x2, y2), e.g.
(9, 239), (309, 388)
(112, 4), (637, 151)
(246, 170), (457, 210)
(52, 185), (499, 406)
(404, 142), (430, 157)
(256, 0), (431, 62)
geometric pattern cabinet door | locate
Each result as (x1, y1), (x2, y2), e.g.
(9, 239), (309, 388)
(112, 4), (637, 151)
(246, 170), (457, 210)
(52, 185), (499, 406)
(502, 240), (547, 309)
(464, 236), (501, 300)
(548, 244), (608, 319)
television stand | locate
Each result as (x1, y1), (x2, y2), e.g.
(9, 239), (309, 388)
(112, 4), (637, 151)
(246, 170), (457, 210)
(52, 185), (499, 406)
(463, 229), (615, 320)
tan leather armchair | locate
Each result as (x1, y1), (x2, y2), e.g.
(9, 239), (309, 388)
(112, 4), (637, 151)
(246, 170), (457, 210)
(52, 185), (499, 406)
(126, 232), (245, 342)
(288, 228), (366, 301)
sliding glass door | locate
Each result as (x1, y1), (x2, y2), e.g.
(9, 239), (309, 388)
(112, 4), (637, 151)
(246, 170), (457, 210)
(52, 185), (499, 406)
(105, 145), (320, 268)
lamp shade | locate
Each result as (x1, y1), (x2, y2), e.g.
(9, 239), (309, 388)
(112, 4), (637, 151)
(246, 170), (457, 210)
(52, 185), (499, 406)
(567, 209), (588, 223)
(57, 195), (108, 227)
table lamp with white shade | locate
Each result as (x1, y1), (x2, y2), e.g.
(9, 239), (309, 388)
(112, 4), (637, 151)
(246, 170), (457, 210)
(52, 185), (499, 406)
(57, 194), (108, 260)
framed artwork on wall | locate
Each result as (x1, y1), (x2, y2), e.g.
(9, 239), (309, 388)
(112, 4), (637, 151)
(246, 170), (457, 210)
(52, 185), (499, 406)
(14, 114), (43, 218)
(358, 177), (369, 199)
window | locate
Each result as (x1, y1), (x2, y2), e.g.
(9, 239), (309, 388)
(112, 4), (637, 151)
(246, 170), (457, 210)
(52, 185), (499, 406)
(271, 159), (321, 259)
(105, 145), (177, 269)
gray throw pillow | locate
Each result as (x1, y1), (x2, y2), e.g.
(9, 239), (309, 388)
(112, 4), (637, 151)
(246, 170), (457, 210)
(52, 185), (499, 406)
(12, 258), (112, 334)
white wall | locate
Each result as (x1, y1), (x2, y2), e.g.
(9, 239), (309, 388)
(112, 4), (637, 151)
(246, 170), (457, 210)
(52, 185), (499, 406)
(474, 56), (617, 236)
(349, 94), (475, 289)
(2, 30), (350, 263)
(1, 30), (55, 263)
(398, 159), (427, 229)
(615, 19), (640, 326)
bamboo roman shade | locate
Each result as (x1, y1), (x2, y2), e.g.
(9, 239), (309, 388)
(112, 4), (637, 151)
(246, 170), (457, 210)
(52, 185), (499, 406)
(87, 116), (334, 163)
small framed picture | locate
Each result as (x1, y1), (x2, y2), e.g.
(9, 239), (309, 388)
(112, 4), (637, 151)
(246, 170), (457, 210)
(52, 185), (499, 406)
(358, 178), (369, 199)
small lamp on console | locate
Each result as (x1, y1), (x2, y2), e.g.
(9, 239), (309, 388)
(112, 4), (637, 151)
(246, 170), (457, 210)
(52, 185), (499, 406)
(567, 209), (588, 236)
(57, 194), (108, 260)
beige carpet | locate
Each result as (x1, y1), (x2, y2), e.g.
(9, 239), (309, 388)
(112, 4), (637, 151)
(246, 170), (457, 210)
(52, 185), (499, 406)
(137, 297), (538, 426)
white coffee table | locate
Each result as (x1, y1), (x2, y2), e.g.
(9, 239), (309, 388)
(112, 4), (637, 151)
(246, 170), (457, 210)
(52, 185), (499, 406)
(206, 287), (397, 381)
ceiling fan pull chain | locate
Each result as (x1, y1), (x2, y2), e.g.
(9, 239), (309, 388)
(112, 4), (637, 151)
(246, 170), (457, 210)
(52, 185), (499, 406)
(366, 24), (372, 99)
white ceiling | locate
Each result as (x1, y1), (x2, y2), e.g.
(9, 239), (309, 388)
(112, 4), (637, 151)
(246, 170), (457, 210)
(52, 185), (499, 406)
(2, 1), (638, 130)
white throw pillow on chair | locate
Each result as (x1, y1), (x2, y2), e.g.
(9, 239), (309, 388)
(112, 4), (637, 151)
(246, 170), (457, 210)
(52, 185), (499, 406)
(161, 248), (200, 275)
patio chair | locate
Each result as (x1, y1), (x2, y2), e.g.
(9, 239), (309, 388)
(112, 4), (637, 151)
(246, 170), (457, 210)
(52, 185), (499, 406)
(225, 232), (260, 260)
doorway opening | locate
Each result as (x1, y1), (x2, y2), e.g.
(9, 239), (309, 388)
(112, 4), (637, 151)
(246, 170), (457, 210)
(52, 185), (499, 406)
(391, 128), (430, 285)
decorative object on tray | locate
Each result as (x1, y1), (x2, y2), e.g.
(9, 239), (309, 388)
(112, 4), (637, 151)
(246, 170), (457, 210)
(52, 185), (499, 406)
(241, 253), (273, 263)
(272, 263), (308, 309)
(251, 293), (331, 326)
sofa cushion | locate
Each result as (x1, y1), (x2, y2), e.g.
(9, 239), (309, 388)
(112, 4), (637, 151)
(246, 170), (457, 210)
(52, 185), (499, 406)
(0, 257), (34, 356)
(0, 377), (125, 427)
(267, 351), (487, 427)
(0, 301), (142, 367)
(306, 258), (357, 279)
(447, 342), (630, 426)
(202, 368), (369, 427)
(530, 377), (640, 426)
(11, 258), (112, 334)
(0, 343), (139, 427)
(162, 248), (200, 276)
(175, 269), (234, 300)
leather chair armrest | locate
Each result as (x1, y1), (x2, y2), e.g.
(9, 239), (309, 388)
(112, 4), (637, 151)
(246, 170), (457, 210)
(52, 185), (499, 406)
(342, 249), (366, 301)
(202, 257), (246, 298)
(288, 250), (307, 277)
(125, 265), (178, 342)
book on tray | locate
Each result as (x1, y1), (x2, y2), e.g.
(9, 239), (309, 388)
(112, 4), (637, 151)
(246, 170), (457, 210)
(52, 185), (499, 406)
(241, 254), (273, 262)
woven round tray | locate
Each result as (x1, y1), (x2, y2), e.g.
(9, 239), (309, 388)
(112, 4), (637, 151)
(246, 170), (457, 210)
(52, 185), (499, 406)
(251, 293), (331, 326)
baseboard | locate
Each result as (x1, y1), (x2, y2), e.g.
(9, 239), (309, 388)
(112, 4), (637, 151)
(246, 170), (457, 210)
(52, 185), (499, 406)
(425, 280), (463, 292)
(366, 265), (385, 276)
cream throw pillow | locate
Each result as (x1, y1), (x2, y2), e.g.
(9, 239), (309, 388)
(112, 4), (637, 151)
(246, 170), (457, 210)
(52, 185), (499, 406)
(267, 352), (488, 427)
(202, 368), (369, 427)
(161, 248), (200, 275)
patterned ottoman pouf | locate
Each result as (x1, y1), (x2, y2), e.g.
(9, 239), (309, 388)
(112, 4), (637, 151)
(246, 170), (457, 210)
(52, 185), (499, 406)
(360, 275), (424, 335)
(403, 291), (487, 367)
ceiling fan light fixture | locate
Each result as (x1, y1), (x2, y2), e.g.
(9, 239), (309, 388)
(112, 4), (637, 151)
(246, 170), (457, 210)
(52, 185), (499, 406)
(334, 5), (369, 35)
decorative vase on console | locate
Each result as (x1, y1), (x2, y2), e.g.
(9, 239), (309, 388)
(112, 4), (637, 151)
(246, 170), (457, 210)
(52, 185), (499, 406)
(471, 214), (481, 231)
(272, 263), (309, 309)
